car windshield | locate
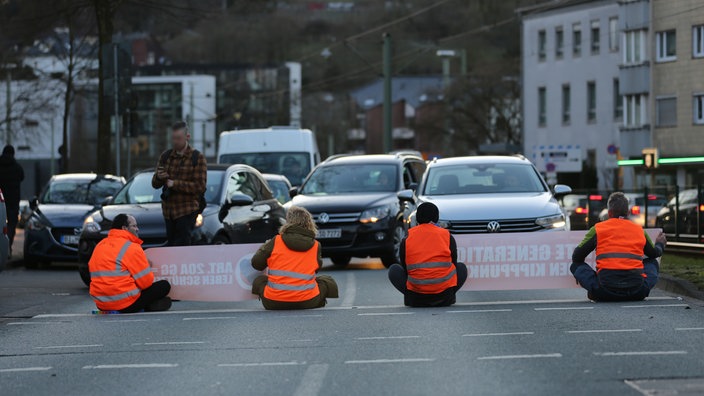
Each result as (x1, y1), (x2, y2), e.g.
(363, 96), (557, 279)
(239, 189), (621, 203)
(300, 164), (398, 195)
(219, 152), (310, 186)
(112, 170), (224, 205)
(41, 177), (123, 205)
(267, 179), (291, 204)
(423, 163), (547, 195)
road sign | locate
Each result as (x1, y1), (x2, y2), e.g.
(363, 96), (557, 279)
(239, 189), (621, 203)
(546, 162), (556, 172)
(532, 145), (582, 173)
(607, 144), (618, 155)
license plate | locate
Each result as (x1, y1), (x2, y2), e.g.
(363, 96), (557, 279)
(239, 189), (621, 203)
(316, 228), (342, 239)
(62, 235), (80, 245)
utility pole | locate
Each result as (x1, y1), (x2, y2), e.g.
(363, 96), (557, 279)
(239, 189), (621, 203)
(382, 33), (392, 154)
(113, 43), (121, 176)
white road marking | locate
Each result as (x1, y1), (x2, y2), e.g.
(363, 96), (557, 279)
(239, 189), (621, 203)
(675, 327), (704, 331)
(357, 312), (414, 316)
(289, 339), (314, 342)
(344, 358), (435, 364)
(182, 316), (240, 321)
(477, 353), (562, 360)
(356, 336), (421, 340)
(35, 344), (103, 349)
(340, 273), (356, 307)
(293, 364), (329, 396)
(621, 304), (690, 309)
(0, 367), (52, 373)
(7, 321), (67, 326)
(135, 341), (206, 346)
(105, 319), (158, 323)
(593, 351), (687, 357)
(217, 361), (306, 367)
(534, 307), (594, 311)
(447, 309), (513, 313)
(463, 332), (534, 337)
(82, 363), (179, 369)
(566, 329), (642, 334)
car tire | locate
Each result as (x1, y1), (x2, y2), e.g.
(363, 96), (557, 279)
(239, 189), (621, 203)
(381, 224), (406, 268)
(330, 255), (351, 267)
(212, 234), (230, 245)
(79, 266), (91, 287)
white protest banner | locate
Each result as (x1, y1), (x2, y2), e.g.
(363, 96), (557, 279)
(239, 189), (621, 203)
(456, 229), (661, 291)
(145, 244), (263, 302)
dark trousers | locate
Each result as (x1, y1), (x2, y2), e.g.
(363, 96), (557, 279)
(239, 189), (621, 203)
(119, 280), (171, 313)
(252, 275), (339, 310)
(165, 212), (197, 247)
(388, 262), (468, 307)
(6, 206), (18, 248)
(571, 258), (659, 302)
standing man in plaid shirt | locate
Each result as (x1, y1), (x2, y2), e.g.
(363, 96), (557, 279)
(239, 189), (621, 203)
(151, 121), (207, 246)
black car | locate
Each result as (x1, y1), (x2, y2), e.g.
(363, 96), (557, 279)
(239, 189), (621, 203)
(288, 154), (427, 267)
(23, 173), (126, 268)
(77, 164), (286, 285)
(656, 188), (703, 237)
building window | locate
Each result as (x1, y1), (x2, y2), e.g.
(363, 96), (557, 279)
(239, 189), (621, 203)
(587, 81), (596, 122)
(573, 23), (582, 57)
(590, 20), (600, 54)
(656, 97), (677, 127)
(693, 25), (704, 58)
(538, 87), (547, 126)
(609, 17), (619, 51)
(624, 29), (645, 64)
(538, 30), (546, 61)
(562, 84), (570, 124)
(656, 30), (677, 62)
(555, 26), (564, 59)
(694, 94), (704, 124)
(613, 79), (622, 120)
(624, 94), (648, 127)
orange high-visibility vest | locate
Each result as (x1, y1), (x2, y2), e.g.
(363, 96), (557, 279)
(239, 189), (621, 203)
(264, 235), (320, 302)
(405, 223), (457, 294)
(595, 218), (645, 274)
(89, 229), (155, 311)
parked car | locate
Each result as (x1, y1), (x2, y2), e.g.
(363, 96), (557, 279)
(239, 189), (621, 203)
(263, 173), (293, 205)
(287, 153), (427, 267)
(561, 194), (588, 230)
(598, 193), (667, 227)
(656, 189), (703, 236)
(23, 174), (125, 268)
(77, 164), (286, 286)
(0, 188), (8, 271)
(400, 156), (571, 234)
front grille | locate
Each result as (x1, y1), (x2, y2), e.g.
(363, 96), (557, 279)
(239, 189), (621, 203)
(51, 227), (81, 246)
(448, 218), (541, 234)
(312, 212), (361, 224)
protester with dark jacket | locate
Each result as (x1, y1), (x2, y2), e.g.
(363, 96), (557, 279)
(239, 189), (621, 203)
(251, 206), (338, 310)
(0, 145), (24, 256)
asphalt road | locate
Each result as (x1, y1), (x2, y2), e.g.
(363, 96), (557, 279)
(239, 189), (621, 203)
(1, 234), (704, 395)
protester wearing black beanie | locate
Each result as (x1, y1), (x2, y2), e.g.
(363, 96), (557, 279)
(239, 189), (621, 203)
(416, 202), (439, 224)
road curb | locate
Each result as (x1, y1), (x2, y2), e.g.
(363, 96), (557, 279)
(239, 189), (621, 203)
(657, 273), (704, 302)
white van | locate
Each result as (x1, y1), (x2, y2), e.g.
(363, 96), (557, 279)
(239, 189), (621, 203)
(217, 127), (320, 186)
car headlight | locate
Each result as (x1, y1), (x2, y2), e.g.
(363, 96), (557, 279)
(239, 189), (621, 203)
(536, 214), (566, 229)
(359, 205), (393, 224)
(27, 216), (47, 231)
(194, 213), (204, 228)
(82, 214), (102, 233)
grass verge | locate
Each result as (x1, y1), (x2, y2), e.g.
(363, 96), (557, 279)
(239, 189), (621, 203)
(660, 253), (704, 291)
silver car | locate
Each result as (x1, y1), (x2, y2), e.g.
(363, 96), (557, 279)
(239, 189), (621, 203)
(400, 156), (572, 233)
(0, 188), (8, 271)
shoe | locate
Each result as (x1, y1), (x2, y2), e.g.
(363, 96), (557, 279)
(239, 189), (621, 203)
(587, 292), (596, 301)
(146, 297), (172, 312)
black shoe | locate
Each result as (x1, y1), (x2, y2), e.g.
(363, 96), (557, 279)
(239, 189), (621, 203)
(587, 292), (596, 301)
(146, 297), (172, 312)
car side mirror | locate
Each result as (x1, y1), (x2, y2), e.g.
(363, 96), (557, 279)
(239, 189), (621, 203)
(29, 197), (39, 210)
(397, 189), (414, 203)
(229, 193), (254, 207)
(409, 182), (418, 192)
(553, 184), (572, 197)
(289, 187), (299, 198)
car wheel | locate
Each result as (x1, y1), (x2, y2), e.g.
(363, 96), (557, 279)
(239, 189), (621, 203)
(381, 224), (406, 268)
(79, 266), (91, 287)
(330, 256), (351, 267)
(212, 234), (230, 245)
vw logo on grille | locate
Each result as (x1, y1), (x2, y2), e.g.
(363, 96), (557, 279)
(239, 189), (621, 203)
(317, 212), (330, 224)
(486, 221), (501, 233)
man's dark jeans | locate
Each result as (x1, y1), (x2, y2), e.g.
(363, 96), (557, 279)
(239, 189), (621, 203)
(388, 262), (468, 307)
(119, 280), (171, 313)
(165, 212), (197, 246)
(571, 258), (659, 302)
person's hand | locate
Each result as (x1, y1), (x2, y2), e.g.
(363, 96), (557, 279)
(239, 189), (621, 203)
(656, 232), (667, 247)
(166, 179), (175, 188)
(156, 169), (169, 180)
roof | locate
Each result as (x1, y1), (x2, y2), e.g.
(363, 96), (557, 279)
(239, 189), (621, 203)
(516, 0), (608, 18)
(427, 156), (532, 167)
(349, 76), (446, 109)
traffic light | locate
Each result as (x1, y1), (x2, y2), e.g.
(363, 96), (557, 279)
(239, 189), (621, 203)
(642, 148), (659, 169)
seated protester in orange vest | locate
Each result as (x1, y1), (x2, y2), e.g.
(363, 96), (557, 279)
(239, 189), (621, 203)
(570, 192), (667, 302)
(251, 206), (339, 310)
(388, 202), (468, 307)
(89, 214), (172, 313)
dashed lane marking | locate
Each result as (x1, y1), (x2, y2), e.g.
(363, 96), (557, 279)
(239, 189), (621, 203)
(356, 336), (421, 340)
(82, 363), (179, 369)
(463, 332), (534, 337)
(621, 304), (690, 309)
(339, 272), (356, 307)
(357, 312), (414, 316)
(217, 361), (306, 367)
(447, 309), (513, 313)
(566, 329), (642, 334)
(593, 351), (688, 357)
(344, 358), (435, 364)
(0, 367), (52, 373)
(293, 364), (329, 396)
(7, 321), (69, 326)
(534, 307), (594, 311)
(35, 344), (103, 349)
(477, 353), (562, 360)
(134, 341), (206, 346)
(675, 328), (704, 331)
